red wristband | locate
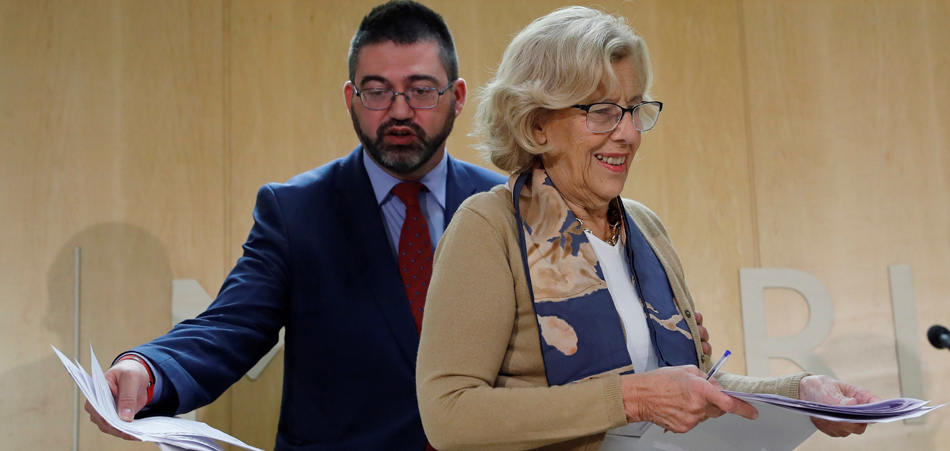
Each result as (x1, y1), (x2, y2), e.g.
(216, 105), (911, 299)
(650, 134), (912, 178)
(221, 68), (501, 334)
(116, 354), (155, 405)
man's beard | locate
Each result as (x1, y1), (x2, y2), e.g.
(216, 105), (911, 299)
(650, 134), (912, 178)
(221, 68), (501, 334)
(351, 103), (455, 175)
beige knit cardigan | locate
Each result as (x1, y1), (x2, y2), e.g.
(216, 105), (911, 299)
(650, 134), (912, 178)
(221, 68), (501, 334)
(417, 186), (804, 451)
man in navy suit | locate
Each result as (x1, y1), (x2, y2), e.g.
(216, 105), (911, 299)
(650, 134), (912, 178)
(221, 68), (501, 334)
(85, 2), (505, 449)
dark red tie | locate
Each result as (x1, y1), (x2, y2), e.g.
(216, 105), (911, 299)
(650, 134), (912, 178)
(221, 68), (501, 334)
(393, 182), (434, 336)
(394, 183), (437, 450)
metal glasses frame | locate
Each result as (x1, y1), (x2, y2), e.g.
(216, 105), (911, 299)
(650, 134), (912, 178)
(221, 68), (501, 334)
(354, 81), (455, 110)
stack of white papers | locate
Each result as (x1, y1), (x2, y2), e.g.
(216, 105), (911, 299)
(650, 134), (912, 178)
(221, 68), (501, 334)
(618, 392), (943, 451)
(53, 345), (263, 451)
(723, 390), (942, 423)
(627, 400), (818, 451)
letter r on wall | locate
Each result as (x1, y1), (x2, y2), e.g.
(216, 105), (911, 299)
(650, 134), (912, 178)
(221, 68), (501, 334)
(888, 265), (925, 424)
(739, 268), (836, 378)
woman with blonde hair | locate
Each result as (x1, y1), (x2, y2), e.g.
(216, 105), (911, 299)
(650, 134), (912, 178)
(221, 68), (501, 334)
(417, 6), (877, 450)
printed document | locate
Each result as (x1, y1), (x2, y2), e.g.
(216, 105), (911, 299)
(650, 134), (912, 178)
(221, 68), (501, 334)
(54, 345), (263, 451)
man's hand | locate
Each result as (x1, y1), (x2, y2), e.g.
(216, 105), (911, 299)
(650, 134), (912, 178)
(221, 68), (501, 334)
(799, 374), (881, 437)
(620, 365), (758, 433)
(84, 359), (151, 440)
(695, 311), (711, 356)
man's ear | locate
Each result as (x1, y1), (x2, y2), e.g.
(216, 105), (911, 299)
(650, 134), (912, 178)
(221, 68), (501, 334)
(343, 81), (355, 115)
(451, 78), (467, 117)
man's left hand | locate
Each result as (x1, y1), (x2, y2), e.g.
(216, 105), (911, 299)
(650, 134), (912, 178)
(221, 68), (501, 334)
(799, 375), (881, 437)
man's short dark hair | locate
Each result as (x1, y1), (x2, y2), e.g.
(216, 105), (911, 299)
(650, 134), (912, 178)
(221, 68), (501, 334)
(348, 1), (458, 83)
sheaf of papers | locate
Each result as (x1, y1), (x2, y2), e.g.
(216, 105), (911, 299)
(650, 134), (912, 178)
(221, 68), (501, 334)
(722, 390), (944, 423)
(53, 345), (263, 451)
(615, 400), (818, 451)
(606, 391), (943, 451)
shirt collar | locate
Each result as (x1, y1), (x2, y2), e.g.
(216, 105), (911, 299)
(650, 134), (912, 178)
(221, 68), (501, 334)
(362, 148), (448, 209)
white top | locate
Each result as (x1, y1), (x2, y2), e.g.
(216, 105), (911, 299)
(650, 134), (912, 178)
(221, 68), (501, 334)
(585, 231), (658, 439)
(585, 232), (658, 373)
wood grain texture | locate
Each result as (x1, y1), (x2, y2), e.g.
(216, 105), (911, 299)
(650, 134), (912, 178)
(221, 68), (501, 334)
(3, 0), (949, 449)
(0, 1), (227, 449)
(743, 0), (950, 448)
(225, 2), (359, 446)
(620, 0), (756, 376)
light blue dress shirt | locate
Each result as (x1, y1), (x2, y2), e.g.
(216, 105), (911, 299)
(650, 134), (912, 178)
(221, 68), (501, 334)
(362, 149), (447, 258)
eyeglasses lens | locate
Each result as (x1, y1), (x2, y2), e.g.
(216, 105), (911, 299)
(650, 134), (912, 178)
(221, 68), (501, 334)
(360, 88), (441, 110)
(586, 103), (661, 133)
(635, 104), (660, 132)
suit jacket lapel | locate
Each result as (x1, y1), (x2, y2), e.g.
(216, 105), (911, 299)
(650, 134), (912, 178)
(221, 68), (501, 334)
(336, 147), (419, 364)
(443, 156), (478, 227)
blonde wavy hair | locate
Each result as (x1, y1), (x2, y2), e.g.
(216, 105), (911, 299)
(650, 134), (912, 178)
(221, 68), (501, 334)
(472, 6), (653, 174)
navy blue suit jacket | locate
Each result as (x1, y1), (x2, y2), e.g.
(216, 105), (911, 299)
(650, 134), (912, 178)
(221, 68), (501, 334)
(133, 147), (505, 450)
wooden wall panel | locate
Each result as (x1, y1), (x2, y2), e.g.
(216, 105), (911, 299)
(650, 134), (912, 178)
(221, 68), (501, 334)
(4, 0), (949, 450)
(0, 1), (226, 449)
(225, 2), (363, 446)
(743, 0), (950, 449)
(621, 0), (756, 375)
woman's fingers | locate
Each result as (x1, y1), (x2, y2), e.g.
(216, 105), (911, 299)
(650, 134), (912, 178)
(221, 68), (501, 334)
(695, 312), (712, 356)
(705, 388), (758, 420)
(799, 374), (878, 438)
(621, 366), (755, 434)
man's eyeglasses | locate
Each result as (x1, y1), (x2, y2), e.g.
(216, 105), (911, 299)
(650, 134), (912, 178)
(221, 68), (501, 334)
(354, 81), (455, 110)
(571, 101), (663, 134)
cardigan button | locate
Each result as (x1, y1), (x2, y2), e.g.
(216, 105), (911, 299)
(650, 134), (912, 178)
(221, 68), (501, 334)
(684, 310), (692, 318)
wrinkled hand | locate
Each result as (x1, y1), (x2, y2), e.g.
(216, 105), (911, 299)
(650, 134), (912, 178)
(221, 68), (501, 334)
(695, 311), (711, 356)
(84, 359), (151, 441)
(620, 365), (758, 433)
(799, 375), (881, 437)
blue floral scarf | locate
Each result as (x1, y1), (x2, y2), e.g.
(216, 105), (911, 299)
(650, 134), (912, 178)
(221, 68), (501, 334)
(511, 167), (698, 386)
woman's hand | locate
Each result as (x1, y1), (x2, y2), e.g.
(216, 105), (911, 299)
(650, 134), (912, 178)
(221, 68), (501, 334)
(695, 311), (711, 356)
(620, 366), (758, 433)
(799, 375), (881, 437)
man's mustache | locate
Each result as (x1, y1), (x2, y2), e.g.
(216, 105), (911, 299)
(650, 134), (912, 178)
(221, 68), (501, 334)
(376, 120), (426, 140)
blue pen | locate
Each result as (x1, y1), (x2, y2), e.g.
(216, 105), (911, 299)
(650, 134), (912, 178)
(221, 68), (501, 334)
(662, 350), (734, 434)
(705, 350), (731, 380)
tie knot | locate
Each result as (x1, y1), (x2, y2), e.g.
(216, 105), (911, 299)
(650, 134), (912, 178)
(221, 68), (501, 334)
(393, 182), (424, 207)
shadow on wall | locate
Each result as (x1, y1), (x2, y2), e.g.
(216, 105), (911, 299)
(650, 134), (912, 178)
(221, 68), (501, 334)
(0, 223), (172, 450)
